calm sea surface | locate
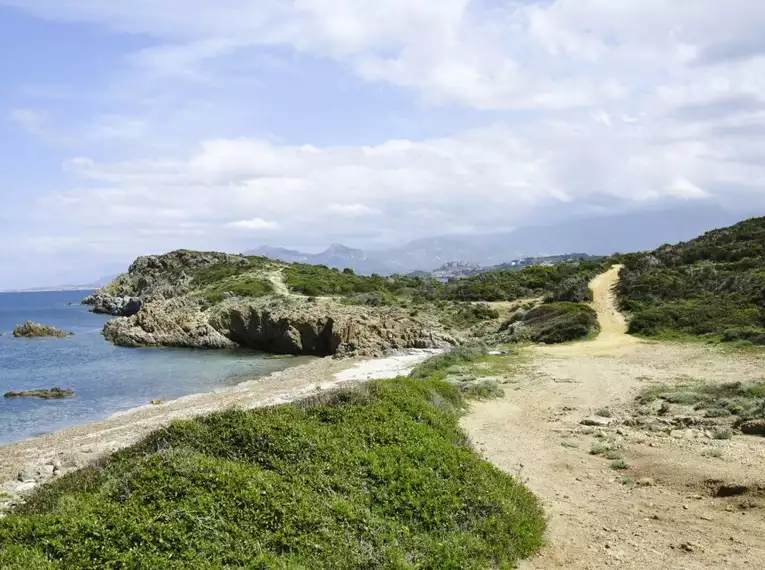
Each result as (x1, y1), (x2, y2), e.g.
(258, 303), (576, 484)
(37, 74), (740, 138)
(0, 291), (312, 445)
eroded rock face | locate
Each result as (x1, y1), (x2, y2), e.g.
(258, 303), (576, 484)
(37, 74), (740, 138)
(103, 297), (236, 349)
(103, 297), (456, 357)
(83, 294), (143, 317)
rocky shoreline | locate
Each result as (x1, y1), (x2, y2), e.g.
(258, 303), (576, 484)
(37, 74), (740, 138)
(0, 349), (440, 513)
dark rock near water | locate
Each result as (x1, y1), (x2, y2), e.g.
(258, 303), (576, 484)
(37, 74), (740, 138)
(5, 387), (75, 399)
(83, 294), (143, 317)
(13, 321), (74, 338)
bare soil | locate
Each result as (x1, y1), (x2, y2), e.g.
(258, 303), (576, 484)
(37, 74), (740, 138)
(462, 265), (765, 569)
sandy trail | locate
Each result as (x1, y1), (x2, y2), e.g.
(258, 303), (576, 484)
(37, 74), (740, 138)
(462, 266), (765, 569)
(267, 269), (291, 297)
(0, 349), (439, 504)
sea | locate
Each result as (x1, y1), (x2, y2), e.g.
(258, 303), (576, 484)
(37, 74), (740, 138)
(0, 291), (313, 445)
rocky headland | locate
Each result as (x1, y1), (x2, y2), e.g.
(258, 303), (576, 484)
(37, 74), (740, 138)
(90, 250), (457, 357)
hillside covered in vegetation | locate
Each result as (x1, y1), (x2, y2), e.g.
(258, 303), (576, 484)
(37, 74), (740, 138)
(0, 373), (545, 569)
(83, 249), (608, 354)
(616, 217), (765, 343)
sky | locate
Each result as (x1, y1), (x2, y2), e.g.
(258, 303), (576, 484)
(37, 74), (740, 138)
(2, 1), (765, 288)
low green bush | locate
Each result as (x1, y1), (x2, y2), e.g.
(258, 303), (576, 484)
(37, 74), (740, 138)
(0, 377), (545, 569)
(617, 217), (765, 341)
(409, 345), (486, 380)
(202, 277), (274, 303)
(504, 303), (599, 344)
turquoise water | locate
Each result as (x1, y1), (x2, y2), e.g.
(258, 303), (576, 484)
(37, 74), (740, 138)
(0, 291), (312, 445)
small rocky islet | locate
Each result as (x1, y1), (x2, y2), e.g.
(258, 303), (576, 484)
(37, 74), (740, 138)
(4, 388), (75, 400)
(12, 321), (74, 339)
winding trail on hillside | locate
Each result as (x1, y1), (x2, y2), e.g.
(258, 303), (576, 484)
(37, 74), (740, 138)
(462, 266), (765, 570)
(267, 269), (291, 297)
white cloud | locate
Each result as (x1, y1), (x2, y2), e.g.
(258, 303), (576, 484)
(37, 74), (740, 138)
(5, 0), (765, 280)
(227, 218), (281, 231)
(34, 110), (765, 258)
(6, 0), (763, 111)
(326, 204), (382, 218)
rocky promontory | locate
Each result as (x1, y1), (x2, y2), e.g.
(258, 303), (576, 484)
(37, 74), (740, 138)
(93, 250), (458, 357)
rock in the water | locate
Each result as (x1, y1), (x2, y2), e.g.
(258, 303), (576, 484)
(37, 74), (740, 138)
(12, 321), (74, 338)
(83, 294), (142, 317)
(740, 419), (765, 436)
(4, 387), (75, 399)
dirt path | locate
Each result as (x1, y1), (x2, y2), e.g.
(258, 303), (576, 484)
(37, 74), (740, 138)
(267, 269), (291, 297)
(462, 266), (765, 569)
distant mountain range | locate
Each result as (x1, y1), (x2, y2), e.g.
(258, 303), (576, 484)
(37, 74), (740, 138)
(248, 205), (746, 275)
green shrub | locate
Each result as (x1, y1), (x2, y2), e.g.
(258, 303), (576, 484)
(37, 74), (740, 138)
(505, 302), (599, 345)
(617, 217), (765, 340)
(713, 428), (733, 440)
(610, 460), (630, 471)
(409, 345), (486, 380)
(723, 327), (765, 345)
(202, 277), (274, 303)
(0, 377), (545, 569)
(549, 275), (593, 303)
(443, 260), (607, 303)
(459, 380), (505, 400)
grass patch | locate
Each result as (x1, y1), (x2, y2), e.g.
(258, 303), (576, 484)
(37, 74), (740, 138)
(0, 377), (545, 569)
(441, 303), (500, 330)
(713, 428), (733, 440)
(459, 380), (505, 400)
(201, 276), (274, 304)
(595, 407), (614, 418)
(636, 380), (765, 425)
(701, 448), (724, 459)
(590, 441), (623, 460)
(610, 460), (630, 471)
(409, 345), (486, 380)
(192, 258), (269, 287)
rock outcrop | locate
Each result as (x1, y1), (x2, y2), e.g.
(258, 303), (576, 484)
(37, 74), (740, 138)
(93, 249), (458, 357)
(82, 294), (142, 317)
(740, 419), (765, 437)
(84, 250), (256, 316)
(103, 297), (236, 349)
(4, 388), (75, 399)
(13, 322), (74, 338)
(104, 296), (456, 357)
